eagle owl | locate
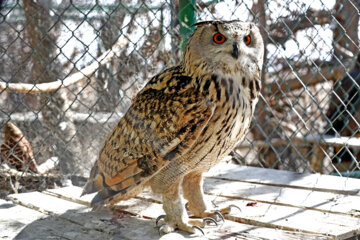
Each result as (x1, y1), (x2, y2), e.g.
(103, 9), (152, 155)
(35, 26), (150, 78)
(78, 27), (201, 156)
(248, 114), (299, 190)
(82, 20), (264, 234)
(1, 122), (38, 173)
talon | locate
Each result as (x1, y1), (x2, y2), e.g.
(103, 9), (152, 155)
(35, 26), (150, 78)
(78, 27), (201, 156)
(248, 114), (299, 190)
(229, 204), (242, 212)
(185, 202), (190, 211)
(156, 215), (166, 227)
(158, 224), (165, 236)
(192, 225), (205, 235)
(203, 217), (218, 226)
(158, 224), (175, 235)
(214, 211), (225, 222)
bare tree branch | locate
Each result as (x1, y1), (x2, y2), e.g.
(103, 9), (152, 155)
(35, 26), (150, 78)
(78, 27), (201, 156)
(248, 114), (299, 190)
(269, 9), (332, 43)
(235, 135), (360, 149)
(268, 58), (328, 74)
(267, 63), (348, 97)
(0, 111), (124, 124)
(0, 38), (129, 94)
(332, 0), (359, 60)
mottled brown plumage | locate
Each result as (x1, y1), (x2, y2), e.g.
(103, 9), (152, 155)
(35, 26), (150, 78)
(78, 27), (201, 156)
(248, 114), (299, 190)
(83, 20), (264, 233)
(1, 122), (38, 173)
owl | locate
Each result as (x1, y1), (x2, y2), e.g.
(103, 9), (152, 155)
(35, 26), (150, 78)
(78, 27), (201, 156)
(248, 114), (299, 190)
(82, 20), (264, 234)
(1, 122), (38, 173)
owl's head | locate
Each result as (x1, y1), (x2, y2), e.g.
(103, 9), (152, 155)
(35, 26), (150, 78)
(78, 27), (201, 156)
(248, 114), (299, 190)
(183, 20), (264, 78)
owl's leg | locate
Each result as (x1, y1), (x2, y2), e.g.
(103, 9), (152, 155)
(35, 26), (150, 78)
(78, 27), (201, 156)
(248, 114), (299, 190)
(154, 180), (204, 234)
(182, 171), (239, 220)
(182, 171), (208, 217)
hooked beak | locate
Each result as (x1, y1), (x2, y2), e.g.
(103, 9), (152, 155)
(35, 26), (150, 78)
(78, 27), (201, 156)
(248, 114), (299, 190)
(231, 42), (239, 59)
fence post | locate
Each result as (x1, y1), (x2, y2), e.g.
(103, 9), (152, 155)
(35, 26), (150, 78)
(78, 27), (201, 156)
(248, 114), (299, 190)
(178, 0), (196, 52)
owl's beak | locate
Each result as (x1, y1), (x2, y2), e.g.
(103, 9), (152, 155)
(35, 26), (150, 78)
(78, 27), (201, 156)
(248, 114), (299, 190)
(231, 42), (239, 59)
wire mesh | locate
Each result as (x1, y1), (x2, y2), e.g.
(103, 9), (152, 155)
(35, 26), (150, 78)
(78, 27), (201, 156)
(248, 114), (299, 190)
(0, 0), (359, 197)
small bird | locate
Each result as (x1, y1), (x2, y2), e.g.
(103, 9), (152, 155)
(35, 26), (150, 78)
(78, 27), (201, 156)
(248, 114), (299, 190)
(82, 20), (264, 234)
(1, 122), (38, 173)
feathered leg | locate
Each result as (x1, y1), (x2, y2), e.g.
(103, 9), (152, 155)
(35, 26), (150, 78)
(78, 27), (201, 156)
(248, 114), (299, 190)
(152, 179), (205, 234)
(182, 171), (208, 217)
(182, 171), (239, 221)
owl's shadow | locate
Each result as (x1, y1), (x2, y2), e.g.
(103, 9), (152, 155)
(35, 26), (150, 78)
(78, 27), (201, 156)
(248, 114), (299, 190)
(14, 207), (204, 240)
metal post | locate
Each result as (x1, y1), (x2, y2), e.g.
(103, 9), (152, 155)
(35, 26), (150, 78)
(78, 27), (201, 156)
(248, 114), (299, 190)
(179, 0), (196, 52)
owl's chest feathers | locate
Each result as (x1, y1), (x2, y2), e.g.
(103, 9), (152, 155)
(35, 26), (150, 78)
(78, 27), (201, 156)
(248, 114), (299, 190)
(199, 72), (260, 125)
(212, 76), (253, 135)
(187, 73), (260, 169)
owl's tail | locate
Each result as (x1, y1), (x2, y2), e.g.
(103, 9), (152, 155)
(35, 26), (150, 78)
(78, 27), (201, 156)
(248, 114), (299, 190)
(81, 161), (146, 208)
(81, 163), (103, 196)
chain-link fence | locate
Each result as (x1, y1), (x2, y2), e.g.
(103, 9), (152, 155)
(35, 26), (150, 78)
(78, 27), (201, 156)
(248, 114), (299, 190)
(0, 0), (359, 197)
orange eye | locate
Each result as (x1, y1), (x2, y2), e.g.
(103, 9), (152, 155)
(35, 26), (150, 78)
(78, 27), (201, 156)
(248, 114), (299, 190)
(213, 33), (226, 44)
(244, 35), (251, 46)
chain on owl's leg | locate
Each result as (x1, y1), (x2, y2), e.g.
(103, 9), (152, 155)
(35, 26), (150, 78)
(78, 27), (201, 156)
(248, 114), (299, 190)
(182, 171), (240, 222)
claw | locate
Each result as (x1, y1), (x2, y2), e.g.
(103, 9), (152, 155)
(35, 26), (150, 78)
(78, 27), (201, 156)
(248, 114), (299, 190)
(156, 215), (166, 227)
(158, 224), (165, 235)
(192, 225), (205, 235)
(203, 217), (218, 226)
(214, 211), (225, 222)
(185, 202), (190, 210)
(228, 204), (242, 212)
(158, 225), (163, 236)
(158, 224), (175, 235)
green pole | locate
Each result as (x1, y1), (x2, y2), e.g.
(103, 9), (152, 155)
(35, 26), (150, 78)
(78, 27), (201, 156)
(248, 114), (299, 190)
(179, 0), (196, 52)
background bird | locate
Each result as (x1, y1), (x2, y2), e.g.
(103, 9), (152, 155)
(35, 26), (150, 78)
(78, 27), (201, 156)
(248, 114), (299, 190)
(82, 20), (264, 234)
(1, 122), (38, 173)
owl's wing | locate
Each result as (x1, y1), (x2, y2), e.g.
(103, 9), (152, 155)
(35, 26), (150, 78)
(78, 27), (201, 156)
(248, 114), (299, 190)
(83, 69), (215, 207)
